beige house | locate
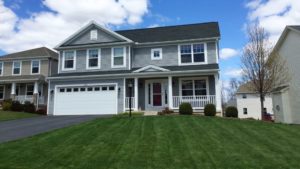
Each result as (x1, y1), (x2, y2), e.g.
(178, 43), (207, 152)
(271, 26), (300, 124)
(0, 47), (58, 108)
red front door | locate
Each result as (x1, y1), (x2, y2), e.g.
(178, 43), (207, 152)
(152, 83), (162, 106)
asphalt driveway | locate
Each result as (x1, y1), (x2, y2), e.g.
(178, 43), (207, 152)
(0, 115), (110, 143)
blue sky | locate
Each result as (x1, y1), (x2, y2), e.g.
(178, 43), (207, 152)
(0, 0), (298, 85)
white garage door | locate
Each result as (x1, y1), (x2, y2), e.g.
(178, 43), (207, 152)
(54, 84), (117, 115)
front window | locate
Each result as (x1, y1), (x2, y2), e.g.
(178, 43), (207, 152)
(181, 79), (207, 96)
(243, 108), (248, 115)
(112, 47), (125, 67)
(63, 51), (75, 70)
(87, 49), (100, 69)
(26, 84), (34, 96)
(0, 62), (3, 76)
(180, 44), (205, 64)
(13, 61), (21, 75)
(151, 48), (162, 60)
(31, 60), (40, 74)
(0, 86), (4, 100)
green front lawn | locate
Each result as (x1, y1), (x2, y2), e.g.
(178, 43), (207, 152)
(0, 111), (39, 121)
(0, 116), (299, 169)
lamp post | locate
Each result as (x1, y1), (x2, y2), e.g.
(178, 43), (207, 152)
(128, 82), (133, 117)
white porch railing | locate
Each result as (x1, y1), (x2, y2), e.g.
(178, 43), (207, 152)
(173, 95), (216, 109)
(14, 95), (46, 105)
(15, 95), (33, 104)
(125, 97), (135, 110)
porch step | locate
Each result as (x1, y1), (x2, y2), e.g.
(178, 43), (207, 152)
(143, 111), (158, 116)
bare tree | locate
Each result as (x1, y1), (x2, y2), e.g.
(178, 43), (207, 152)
(227, 78), (240, 100)
(241, 23), (289, 119)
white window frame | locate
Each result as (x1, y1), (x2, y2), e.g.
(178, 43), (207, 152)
(151, 48), (162, 60)
(86, 49), (101, 70)
(178, 43), (207, 65)
(12, 61), (22, 75)
(0, 62), (3, 76)
(31, 60), (40, 75)
(90, 29), (98, 40)
(111, 46), (126, 68)
(62, 50), (76, 71)
(179, 77), (209, 96)
(0, 85), (5, 100)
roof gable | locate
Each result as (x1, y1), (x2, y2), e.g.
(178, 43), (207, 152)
(273, 25), (300, 52)
(56, 21), (132, 48)
(133, 65), (170, 73)
(0, 47), (58, 60)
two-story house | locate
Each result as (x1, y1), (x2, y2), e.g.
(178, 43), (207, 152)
(0, 47), (58, 108)
(47, 21), (221, 115)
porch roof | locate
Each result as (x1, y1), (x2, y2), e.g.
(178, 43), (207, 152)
(0, 75), (45, 83)
(48, 64), (219, 79)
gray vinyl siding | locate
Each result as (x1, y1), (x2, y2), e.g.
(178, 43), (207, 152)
(50, 59), (58, 76)
(66, 25), (120, 46)
(277, 30), (300, 124)
(48, 78), (125, 115)
(132, 41), (217, 68)
(59, 46), (130, 73)
(2, 59), (50, 76)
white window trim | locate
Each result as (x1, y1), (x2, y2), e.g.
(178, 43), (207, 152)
(86, 48), (101, 70)
(0, 62), (3, 76)
(151, 48), (163, 60)
(12, 61), (22, 76)
(90, 29), (98, 40)
(31, 60), (40, 75)
(62, 50), (76, 71)
(179, 77), (209, 96)
(178, 43), (208, 66)
(111, 46), (126, 68)
(0, 85), (5, 100)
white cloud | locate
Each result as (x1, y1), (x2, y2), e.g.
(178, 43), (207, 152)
(220, 48), (240, 60)
(0, 0), (149, 53)
(246, 0), (300, 43)
(224, 68), (243, 78)
(147, 24), (160, 28)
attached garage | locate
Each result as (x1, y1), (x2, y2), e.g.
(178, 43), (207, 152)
(54, 84), (118, 115)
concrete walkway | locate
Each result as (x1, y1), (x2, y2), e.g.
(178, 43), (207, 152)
(0, 115), (110, 143)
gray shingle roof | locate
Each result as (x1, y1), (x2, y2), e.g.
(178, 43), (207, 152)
(290, 25), (300, 31)
(0, 47), (58, 60)
(116, 22), (220, 43)
(50, 64), (219, 78)
(0, 75), (45, 82)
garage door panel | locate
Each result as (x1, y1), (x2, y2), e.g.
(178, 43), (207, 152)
(54, 85), (117, 115)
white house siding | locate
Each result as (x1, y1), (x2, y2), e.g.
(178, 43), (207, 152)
(277, 30), (300, 124)
(236, 93), (273, 120)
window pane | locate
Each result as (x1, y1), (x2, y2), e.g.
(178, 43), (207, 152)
(180, 45), (191, 54)
(80, 88), (86, 92)
(102, 86), (107, 91)
(59, 88), (65, 92)
(14, 62), (20, 68)
(89, 58), (98, 67)
(194, 80), (206, 89)
(195, 89), (207, 95)
(26, 85), (34, 95)
(66, 88), (72, 92)
(65, 60), (74, 68)
(193, 44), (204, 53)
(109, 86), (115, 91)
(73, 88), (79, 92)
(32, 61), (39, 67)
(87, 87), (93, 91)
(13, 68), (20, 74)
(114, 48), (124, 57)
(32, 67), (39, 73)
(89, 49), (98, 58)
(65, 51), (74, 59)
(194, 53), (205, 62)
(114, 57), (123, 66)
(153, 50), (160, 58)
(94, 87), (100, 91)
(181, 54), (192, 63)
(182, 80), (193, 90)
(182, 90), (193, 96)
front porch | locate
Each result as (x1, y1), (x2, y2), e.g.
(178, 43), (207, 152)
(124, 74), (221, 112)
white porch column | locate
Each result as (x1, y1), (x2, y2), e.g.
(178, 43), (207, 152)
(168, 76), (173, 109)
(214, 73), (222, 113)
(134, 77), (138, 111)
(34, 81), (39, 94)
(11, 82), (16, 95)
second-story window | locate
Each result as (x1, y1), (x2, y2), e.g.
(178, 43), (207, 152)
(151, 48), (162, 60)
(0, 62), (3, 76)
(112, 47), (126, 68)
(13, 61), (21, 75)
(87, 49), (100, 69)
(63, 51), (75, 70)
(180, 43), (205, 64)
(31, 60), (40, 74)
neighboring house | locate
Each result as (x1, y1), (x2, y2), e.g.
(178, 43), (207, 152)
(271, 26), (300, 124)
(47, 21), (222, 115)
(236, 83), (273, 120)
(0, 47), (58, 108)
